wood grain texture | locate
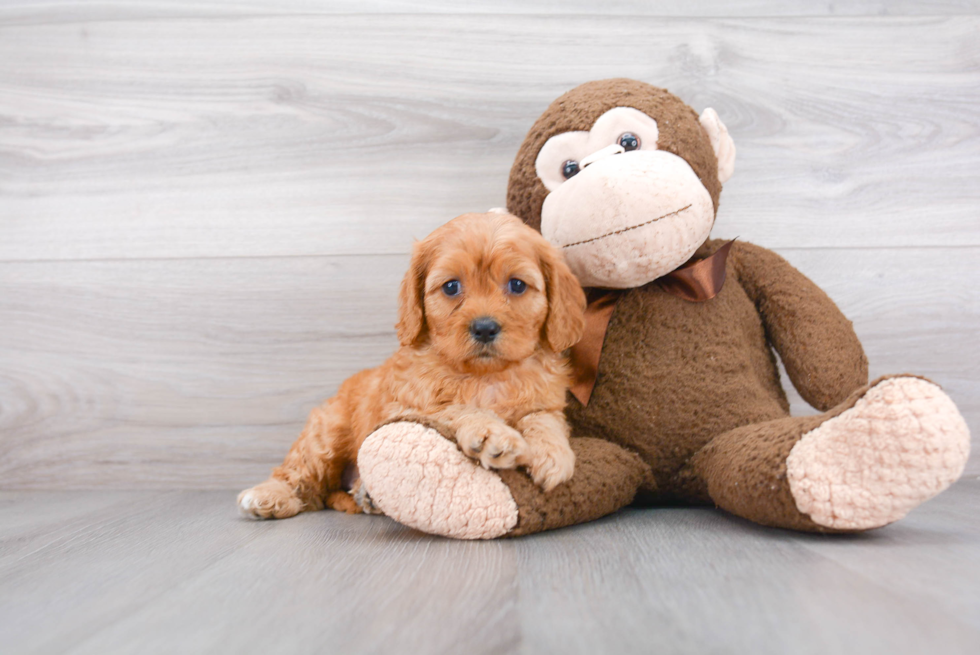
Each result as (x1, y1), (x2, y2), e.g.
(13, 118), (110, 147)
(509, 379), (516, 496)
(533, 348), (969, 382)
(4, 1), (980, 21)
(1, 14), (978, 261)
(512, 490), (980, 654)
(798, 481), (980, 632)
(0, 248), (976, 489)
(0, 255), (403, 489)
(0, 5), (977, 488)
(0, 485), (978, 654)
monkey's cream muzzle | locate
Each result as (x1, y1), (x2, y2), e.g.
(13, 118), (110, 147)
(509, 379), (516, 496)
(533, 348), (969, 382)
(540, 150), (714, 289)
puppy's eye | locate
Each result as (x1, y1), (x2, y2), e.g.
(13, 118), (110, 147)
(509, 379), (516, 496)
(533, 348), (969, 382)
(561, 160), (580, 179)
(507, 278), (527, 295)
(441, 280), (461, 297)
(618, 132), (640, 151)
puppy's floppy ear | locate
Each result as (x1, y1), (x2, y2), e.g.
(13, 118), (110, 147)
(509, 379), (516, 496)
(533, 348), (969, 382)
(539, 240), (586, 352)
(396, 238), (431, 346)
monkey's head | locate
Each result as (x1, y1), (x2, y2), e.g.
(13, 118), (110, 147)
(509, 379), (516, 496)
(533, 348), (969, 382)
(506, 79), (735, 289)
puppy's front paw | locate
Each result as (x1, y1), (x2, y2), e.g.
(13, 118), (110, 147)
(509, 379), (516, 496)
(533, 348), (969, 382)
(522, 441), (575, 492)
(238, 479), (304, 519)
(457, 417), (527, 470)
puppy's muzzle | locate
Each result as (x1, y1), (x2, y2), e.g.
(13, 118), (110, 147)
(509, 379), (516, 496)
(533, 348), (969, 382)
(469, 317), (501, 344)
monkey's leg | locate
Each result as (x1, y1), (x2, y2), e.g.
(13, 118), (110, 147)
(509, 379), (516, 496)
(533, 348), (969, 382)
(357, 420), (650, 539)
(685, 376), (970, 532)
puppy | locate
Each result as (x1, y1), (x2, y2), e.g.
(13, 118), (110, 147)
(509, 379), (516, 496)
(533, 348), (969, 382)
(238, 212), (587, 519)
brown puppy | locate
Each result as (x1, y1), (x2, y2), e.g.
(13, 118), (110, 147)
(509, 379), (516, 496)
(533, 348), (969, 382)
(238, 212), (586, 519)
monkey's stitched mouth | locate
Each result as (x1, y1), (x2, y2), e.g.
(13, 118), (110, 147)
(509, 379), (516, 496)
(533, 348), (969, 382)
(560, 204), (692, 249)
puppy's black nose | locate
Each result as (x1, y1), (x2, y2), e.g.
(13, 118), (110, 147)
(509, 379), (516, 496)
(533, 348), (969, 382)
(470, 317), (501, 344)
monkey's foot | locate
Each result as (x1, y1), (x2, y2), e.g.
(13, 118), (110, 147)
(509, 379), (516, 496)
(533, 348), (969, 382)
(787, 376), (970, 530)
(358, 422), (520, 539)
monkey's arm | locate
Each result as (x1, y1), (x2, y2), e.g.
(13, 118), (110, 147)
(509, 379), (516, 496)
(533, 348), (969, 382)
(732, 240), (868, 411)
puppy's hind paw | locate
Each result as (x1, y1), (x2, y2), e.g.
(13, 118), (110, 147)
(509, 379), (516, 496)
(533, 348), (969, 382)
(238, 479), (304, 519)
(352, 478), (384, 515)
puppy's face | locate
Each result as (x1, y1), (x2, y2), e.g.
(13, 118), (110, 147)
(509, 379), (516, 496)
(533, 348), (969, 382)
(397, 212), (586, 373)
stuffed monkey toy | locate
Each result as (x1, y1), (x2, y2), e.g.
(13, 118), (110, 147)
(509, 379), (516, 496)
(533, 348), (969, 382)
(356, 79), (971, 539)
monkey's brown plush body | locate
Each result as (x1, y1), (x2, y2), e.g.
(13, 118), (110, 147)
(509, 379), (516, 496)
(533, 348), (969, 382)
(357, 80), (970, 538)
(561, 238), (868, 531)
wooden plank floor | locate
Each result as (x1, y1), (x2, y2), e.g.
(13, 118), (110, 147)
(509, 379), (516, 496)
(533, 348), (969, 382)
(1, 481), (979, 655)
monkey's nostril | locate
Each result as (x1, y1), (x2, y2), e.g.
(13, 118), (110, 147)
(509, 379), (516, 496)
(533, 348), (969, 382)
(469, 317), (501, 344)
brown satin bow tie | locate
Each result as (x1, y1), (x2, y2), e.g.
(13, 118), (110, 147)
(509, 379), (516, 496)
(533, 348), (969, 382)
(568, 240), (735, 406)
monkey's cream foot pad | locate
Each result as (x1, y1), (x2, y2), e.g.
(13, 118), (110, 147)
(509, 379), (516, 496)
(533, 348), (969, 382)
(787, 377), (970, 530)
(358, 422), (519, 539)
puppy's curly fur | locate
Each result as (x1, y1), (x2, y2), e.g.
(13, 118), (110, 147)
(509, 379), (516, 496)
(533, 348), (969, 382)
(238, 212), (586, 519)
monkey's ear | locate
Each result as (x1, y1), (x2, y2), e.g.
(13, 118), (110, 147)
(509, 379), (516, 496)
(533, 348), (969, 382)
(396, 239), (431, 346)
(699, 108), (736, 184)
(540, 242), (587, 353)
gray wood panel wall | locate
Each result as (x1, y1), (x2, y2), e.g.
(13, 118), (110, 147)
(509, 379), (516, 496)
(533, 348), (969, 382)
(1, 1), (978, 489)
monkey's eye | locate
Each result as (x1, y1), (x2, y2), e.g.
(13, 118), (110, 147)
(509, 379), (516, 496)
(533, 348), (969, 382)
(442, 280), (461, 297)
(561, 160), (580, 179)
(618, 132), (640, 151)
(507, 278), (527, 295)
